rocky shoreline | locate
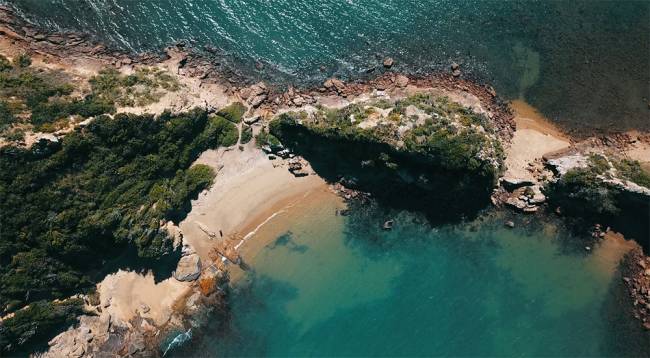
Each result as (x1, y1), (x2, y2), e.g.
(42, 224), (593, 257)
(622, 247), (650, 330)
(2, 4), (650, 357)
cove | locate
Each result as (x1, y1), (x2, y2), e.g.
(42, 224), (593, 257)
(174, 191), (650, 357)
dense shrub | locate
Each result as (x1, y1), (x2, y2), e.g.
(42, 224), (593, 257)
(546, 168), (621, 217)
(89, 67), (179, 107)
(240, 125), (253, 144)
(614, 159), (650, 188)
(0, 101), (14, 131)
(0, 107), (239, 353)
(0, 299), (83, 353)
(12, 53), (31, 68)
(255, 127), (281, 148)
(217, 102), (246, 123)
(0, 55), (12, 72)
(0, 108), (235, 313)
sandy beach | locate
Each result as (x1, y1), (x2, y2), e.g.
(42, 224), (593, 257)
(179, 142), (329, 262)
(504, 100), (572, 182)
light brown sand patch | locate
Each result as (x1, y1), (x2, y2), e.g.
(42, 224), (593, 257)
(590, 230), (637, 276)
(180, 145), (328, 263)
(504, 100), (571, 181)
(97, 270), (191, 326)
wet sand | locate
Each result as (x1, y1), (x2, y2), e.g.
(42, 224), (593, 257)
(504, 100), (572, 181)
(178, 144), (329, 263)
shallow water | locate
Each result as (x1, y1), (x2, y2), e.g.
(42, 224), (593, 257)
(7, 0), (650, 134)
(174, 193), (649, 357)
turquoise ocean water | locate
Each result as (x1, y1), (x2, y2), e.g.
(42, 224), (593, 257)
(7, 0), (650, 134)
(175, 195), (649, 357)
(6, 2), (650, 355)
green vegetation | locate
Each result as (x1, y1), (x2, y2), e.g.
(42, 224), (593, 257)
(208, 115), (239, 147)
(0, 55), (12, 72)
(0, 55), (119, 137)
(614, 159), (650, 188)
(267, 96), (503, 223)
(255, 127), (282, 148)
(0, 108), (237, 353)
(546, 167), (621, 217)
(12, 53), (32, 69)
(89, 67), (179, 107)
(271, 94), (504, 180)
(0, 299), (83, 353)
(546, 154), (650, 226)
(240, 125), (253, 144)
(0, 58), (182, 141)
(391, 94), (489, 129)
(217, 102), (246, 123)
(587, 153), (610, 175)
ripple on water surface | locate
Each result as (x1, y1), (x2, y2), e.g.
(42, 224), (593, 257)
(8, 0), (650, 134)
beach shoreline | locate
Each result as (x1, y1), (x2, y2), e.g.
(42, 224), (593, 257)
(2, 4), (650, 355)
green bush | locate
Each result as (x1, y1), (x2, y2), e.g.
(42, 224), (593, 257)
(614, 159), (650, 188)
(205, 115), (238, 147)
(89, 67), (179, 107)
(12, 53), (31, 68)
(546, 168), (620, 217)
(0, 55), (12, 72)
(587, 154), (610, 175)
(217, 102), (246, 123)
(0, 108), (231, 323)
(0, 101), (15, 131)
(0, 299), (83, 353)
(240, 125), (253, 144)
(255, 127), (281, 148)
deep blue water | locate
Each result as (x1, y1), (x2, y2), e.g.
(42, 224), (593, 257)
(5, 2), (650, 356)
(7, 0), (650, 134)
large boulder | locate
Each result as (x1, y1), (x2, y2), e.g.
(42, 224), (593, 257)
(395, 74), (409, 88)
(173, 254), (201, 282)
(500, 177), (535, 191)
(545, 154), (589, 176)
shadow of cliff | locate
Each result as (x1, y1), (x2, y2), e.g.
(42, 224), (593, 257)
(599, 263), (650, 356)
(275, 125), (494, 228)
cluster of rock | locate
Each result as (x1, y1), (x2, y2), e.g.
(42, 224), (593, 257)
(239, 82), (269, 108)
(44, 300), (155, 358)
(546, 152), (650, 197)
(44, 236), (228, 357)
(0, 5), (162, 67)
(622, 248), (650, 330)
(261, 144), (312, 178)
(501, 179), (546, 214)
(173, 244), (202, 282)
(321, 73), (409, 98)
(329, 181), (369, 202)
(230, 71), (514, 145)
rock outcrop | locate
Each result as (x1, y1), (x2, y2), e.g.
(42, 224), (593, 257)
(267, 92), (507, 221)
(622, 247), (650, 330)
(174, 247), (202, 282)
(240, 82), (268, 108)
